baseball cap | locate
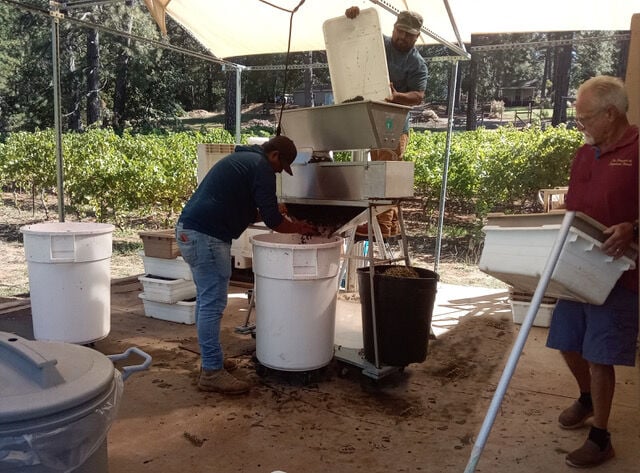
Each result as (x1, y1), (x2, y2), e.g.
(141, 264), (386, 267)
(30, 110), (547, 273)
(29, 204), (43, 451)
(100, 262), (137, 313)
(264, 135), (297, 176)
(395, 11), (423, 35)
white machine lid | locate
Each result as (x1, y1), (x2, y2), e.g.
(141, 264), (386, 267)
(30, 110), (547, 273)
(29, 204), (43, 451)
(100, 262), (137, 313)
(323, 8), (391, 104)
(0, 332), (115, 424)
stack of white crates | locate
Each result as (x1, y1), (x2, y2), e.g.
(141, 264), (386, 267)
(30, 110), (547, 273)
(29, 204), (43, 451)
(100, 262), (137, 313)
(138, 230), (196, 324)
(508, 288), (557, 328)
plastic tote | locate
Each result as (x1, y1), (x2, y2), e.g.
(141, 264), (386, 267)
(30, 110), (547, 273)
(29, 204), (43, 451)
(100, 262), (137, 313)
(251, 234), (343, 371)
(20, 222), (115, 344)
(0, 331), (151, 472)
(358, 265), (438, 367)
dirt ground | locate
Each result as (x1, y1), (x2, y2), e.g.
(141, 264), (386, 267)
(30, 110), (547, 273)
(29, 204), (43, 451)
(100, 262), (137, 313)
(2, 279), (638, 473)
(1, 193), (638, 472)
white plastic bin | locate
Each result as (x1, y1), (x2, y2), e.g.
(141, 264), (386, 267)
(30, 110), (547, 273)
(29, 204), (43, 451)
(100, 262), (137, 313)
(323, 8), (390, 103)
(20, 222), (115, 344)
(251, 234), (343, 371)
(479, 212), (637, 305)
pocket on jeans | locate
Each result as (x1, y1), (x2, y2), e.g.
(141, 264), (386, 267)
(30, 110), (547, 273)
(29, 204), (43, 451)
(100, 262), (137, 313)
(176, 230), (197, 263)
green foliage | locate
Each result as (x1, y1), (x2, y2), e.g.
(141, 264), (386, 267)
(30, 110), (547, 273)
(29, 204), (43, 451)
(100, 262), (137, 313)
(0, 128), (233, 224)
(405, 125), (582, 217)
(0, 126), (582, 223)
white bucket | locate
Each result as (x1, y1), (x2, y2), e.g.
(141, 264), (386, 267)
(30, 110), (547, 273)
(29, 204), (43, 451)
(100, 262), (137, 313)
(20, 222), (115, 344)
(251, 233), (342, 371)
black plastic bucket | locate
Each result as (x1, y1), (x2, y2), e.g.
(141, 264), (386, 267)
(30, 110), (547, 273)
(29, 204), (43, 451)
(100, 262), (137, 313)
(357, 265), (438, 366)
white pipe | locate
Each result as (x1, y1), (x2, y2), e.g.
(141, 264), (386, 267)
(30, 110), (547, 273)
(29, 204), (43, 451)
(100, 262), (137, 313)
(463, 210), (576, 472)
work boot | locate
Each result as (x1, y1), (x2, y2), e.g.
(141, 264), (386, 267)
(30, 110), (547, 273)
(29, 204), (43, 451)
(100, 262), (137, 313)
(559, 400), (593, 429)
(566, 439), (615, 468)
(198, 368), (250, 394)
(223, 358), (239, 372)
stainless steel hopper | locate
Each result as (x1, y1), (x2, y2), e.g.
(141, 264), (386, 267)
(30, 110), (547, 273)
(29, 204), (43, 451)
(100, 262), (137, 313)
(279, 100), (410, 152)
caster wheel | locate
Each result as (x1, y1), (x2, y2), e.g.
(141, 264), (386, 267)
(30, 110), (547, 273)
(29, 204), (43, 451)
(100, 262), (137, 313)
(255, 363), (268, 377)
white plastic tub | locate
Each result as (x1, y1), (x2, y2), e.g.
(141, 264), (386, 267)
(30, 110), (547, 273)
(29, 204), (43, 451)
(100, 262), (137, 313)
(231, 223), (272, 269)
(138, 293), (196, 325)
(21, 222), (114, 344)
(251, 234), (343, 371)
(139, 251), (192, 280)
(323, 8), (390, 103)
(137, 275), (196, 304)
(509, 300), (556, 328)
(479, 212), (637, 305)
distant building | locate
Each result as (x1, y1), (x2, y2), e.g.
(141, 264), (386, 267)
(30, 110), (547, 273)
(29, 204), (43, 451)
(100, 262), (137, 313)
(499, 79), (539, 106)
(292, 85), (334, 107)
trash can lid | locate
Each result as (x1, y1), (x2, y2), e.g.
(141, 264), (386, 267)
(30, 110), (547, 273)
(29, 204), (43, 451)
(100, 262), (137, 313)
(20, 222), (115, 236)
(0, 332), (115, 425)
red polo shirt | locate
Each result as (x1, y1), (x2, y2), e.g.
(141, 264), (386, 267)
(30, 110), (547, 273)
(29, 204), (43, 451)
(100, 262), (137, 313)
(565, 125), (639, 293)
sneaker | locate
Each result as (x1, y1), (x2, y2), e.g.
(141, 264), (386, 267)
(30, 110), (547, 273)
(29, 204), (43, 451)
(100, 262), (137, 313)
(559, 401), (593, 429)
(198, 368), (250, 394)
(566, 439), (615, 468)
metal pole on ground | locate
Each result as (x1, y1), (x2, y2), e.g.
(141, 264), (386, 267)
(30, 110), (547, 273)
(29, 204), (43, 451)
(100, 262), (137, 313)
(51, 3), (65, 222)
(463, 210), (576, 472)
(434, 60), (458, 273)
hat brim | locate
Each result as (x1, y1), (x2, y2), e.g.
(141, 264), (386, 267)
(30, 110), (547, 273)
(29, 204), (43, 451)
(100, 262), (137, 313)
(396, 24), (420, 35)
(281, 161), (293, 176)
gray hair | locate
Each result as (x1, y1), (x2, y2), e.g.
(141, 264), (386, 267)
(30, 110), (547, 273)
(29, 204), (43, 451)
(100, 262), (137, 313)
(577, 75), (628, 114)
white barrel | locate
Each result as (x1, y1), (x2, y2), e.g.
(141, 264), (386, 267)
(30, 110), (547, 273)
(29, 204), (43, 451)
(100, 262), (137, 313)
(251, 233), (342, 371)
(20, 222), (115, 344)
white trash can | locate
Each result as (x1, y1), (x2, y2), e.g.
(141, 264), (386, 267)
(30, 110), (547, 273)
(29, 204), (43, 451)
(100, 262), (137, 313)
(251, 234), (342, 371)
(20, 222), (115, 344)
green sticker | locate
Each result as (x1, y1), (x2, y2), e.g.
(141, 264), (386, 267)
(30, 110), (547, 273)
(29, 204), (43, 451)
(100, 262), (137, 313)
(385, 118), (393, 130)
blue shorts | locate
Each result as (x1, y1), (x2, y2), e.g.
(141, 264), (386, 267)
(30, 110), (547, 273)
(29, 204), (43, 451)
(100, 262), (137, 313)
(546, 284), (639, 366)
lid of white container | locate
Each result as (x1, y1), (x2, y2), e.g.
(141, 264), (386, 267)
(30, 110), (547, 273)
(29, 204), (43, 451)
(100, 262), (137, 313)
(0, 332), (115, 427)
(323, 8), (391, 104)
(20, 222), (115, 236)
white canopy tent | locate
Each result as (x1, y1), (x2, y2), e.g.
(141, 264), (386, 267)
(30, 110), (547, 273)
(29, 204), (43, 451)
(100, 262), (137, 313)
(158, 0), (640, 59)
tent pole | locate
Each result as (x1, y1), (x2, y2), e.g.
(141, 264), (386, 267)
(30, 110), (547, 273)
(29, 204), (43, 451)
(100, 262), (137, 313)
(235, 67), (242, 144)
(51, 4), (65, 222)
(434, 60), (458, 273)
(463, 210), (576, 472)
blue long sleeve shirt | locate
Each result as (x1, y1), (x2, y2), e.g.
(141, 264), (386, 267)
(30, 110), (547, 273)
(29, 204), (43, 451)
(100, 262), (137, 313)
(178, 145), (283, 243)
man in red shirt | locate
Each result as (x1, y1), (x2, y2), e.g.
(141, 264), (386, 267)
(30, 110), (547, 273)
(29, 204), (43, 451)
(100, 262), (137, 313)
(546, 75), (639, 468)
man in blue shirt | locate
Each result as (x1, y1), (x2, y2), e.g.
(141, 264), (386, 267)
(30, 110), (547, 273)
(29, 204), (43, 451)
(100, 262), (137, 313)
(176, 136), (317, 394)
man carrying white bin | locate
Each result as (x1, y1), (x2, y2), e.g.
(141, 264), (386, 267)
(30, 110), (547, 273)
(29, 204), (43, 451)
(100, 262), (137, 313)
(545, 76), (638, 468)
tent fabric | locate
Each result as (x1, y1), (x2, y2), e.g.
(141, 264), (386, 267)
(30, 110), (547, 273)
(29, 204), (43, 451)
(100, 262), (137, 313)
(160, 0), (640, 60)
(143, 0), (171, 35)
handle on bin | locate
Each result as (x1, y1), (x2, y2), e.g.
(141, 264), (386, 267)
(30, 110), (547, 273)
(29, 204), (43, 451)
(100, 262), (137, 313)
(0, 333), (60, 388)
(107, 347), (152, 381)
(49, 234), (76, 262)
(292, 248), (318, 278)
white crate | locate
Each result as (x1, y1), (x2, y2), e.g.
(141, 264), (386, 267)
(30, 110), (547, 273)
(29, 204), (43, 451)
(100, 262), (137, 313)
(509, 299), (555, 328)
(138, 275), (196, 304)
(479, 212), (637, 305)
(230, 224), (272, 268)
(139, 293), (195, 325)
(139, 251), (192, 280)
(197, 143), (236, 185)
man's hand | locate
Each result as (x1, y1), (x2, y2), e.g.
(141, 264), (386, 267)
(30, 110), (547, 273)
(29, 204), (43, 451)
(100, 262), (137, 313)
(385, 83), (425, 106)
(296, 220), (320, 236)
(601, 222), (634, 259)
(345, 6), (360, 19)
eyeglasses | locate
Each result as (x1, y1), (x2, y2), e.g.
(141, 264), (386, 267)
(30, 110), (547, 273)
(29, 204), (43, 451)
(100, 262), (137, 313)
(575, 108), (606, 129)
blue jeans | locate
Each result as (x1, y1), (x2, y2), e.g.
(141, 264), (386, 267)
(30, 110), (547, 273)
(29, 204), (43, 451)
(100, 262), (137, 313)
(176, 223), (232, 370)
